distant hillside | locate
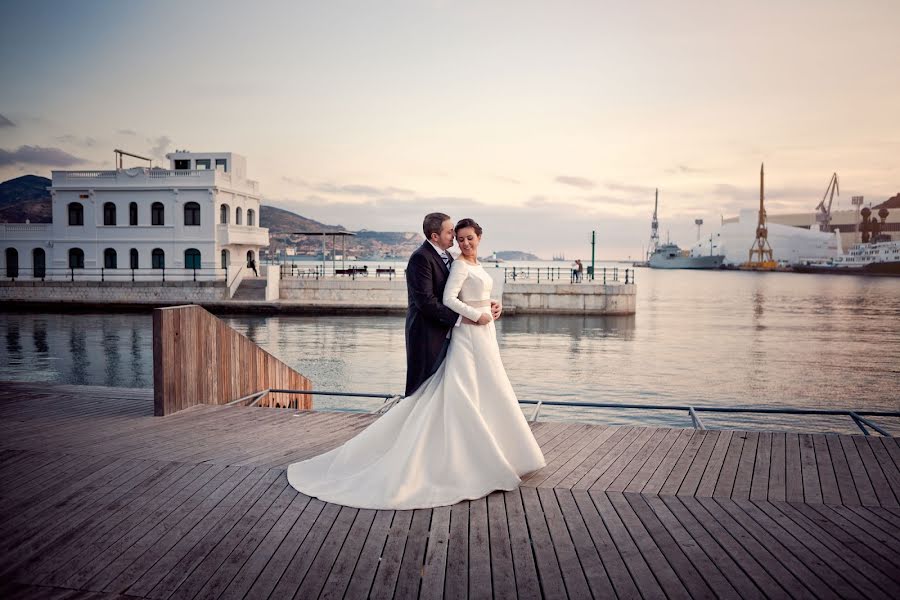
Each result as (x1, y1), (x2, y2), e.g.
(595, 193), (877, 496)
(875, 193), (900, 210)
(493, 250), (541, 261)
(0, 175), (52, 223)
(259, 205), (346, 234)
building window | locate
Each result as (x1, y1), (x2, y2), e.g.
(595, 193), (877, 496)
(5, 248), (18, 278)
(103, 248), (117, 269)
(184, 202), (201, 226)
(103, 202), (116, 226)
(69, 248), (85, 269)
(174, 159), (190, 170)
(215, 158), (227, 171)
(68, 202), (84, 226)
(236, 207), (242, 225)
(185, 248), (201, 269)
(221, 249), (229, 269)
(33, 248), (46, 279)
(195, 159), (211, 170)
(130, 248), (139, 269)
(151, 248), (165, 269)
(129, 202), (138, 226)
(220, 204), (229, 224)
(151, 202), (165, 226)
(247, 208), (255, 227)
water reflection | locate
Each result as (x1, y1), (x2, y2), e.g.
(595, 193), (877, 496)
(1, 268), (898, 432)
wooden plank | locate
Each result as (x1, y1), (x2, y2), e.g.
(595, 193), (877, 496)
(583, 491), (666, 599)
(839, 435), (879, 506)
(318, 508), (378, 600)
(606, 493), (693, 599)
(486, 492), (515, 600)
(853, 436), (899, 507)
(640, 428), (694, 495)
(367, 509), (414, 600)
(294, 504), (361, 599)
(624, 427), (683, 494)
(537, 488), (592, 599)
(607, 427), (671, 493)
(751, 500), (892, 597)
(826, 434), (861, 506)
(677, 430), (720, 497)
(799, 433), (822, 503)
(338, 510), (394, 600)
(538, 426), (619, 489)
(658, 496), (767, 599)
(732, 431), (759, 500)
(555, 427), (631, 490)
(749, 431), (772, 501)
(520, 487), (567, 598)
(502, 490), (542, 600)
(418, 506), (451, 600)
(812, 433), (841, 505)
(393, 508), (433, 600)
(467, 497), (492, 600)
(660, 430), (707, 495)
(552, 489), (617, 598)
(713, 431), (746, 498)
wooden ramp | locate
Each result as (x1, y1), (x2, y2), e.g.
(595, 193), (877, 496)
(0, 382), (898, 599)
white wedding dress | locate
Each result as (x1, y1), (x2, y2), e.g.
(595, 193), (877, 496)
(287, 259), (546, 510)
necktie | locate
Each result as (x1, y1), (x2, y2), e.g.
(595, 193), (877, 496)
(441, 253), (451, 269)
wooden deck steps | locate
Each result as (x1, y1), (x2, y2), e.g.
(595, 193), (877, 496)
(0, 381), (898, 598)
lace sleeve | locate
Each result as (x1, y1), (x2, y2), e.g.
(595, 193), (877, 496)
(442, 261), (483, 321)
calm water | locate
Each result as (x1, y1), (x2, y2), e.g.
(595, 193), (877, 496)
(2, 265), (899, 432)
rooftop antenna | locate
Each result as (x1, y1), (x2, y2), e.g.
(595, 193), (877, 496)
(114, 149), (152, 170)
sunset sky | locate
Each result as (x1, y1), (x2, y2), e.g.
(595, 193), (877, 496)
(1, 0), (898, 259)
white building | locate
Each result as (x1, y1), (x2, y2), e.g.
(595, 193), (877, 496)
(1, 151), (269, 283)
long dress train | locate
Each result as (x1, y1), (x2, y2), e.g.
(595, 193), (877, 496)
(286, 259), (545, 510)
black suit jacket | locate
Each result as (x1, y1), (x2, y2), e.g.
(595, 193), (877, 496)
(404, 241), (459, 396)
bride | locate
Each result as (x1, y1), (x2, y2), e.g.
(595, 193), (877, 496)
(287, 218), (546, 510)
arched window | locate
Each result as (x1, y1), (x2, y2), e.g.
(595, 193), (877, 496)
(151, 248), (165, 269)
(184, 202), (201, 226)
(68, 248), (85, 269)
(5, 248), (18, 278)
(185, 248), (201, 269)
(151, 202), (165, 226)
(220, 249), (229, 269)
(103, 248), (117, 269)
(247, 208), (255, 227)
(129, 202), (138, 226)
(235, 207), (242, 225)
(103, 202), (116, 226)
(220, 204), (230, 224)
(130, 248), (139, 269)
(32, 248), (45, 279)
(68, 202), (84, 226)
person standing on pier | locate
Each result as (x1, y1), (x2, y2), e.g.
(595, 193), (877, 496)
(402, 212), (501, 396)
(288, 216), (545, 510)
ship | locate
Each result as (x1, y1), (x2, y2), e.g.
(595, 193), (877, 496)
(792, 240), (900, 276)
(648, 243), (726, 269)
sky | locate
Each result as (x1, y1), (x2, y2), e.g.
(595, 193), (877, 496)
(1, 0), (898, 259)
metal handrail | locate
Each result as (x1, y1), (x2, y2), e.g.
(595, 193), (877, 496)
(261, 388), (898, 436)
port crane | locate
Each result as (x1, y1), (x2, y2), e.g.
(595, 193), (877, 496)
(647, 188), (659, 260)
(745, 163), (776, 269)
(815, 172), (839, 232)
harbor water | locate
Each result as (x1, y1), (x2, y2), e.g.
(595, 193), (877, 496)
(2, 264), (898, 433)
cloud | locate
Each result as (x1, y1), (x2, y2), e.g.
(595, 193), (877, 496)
(0, 145), (87, 167)
(56, 134), (98, 148)
(281, 176), (308, 187)
(604, 181), (655, 195)
(492, 175), (521, 185)
(147, 135), (172, 160)
(116, 129), (137, 136)
(666, 164), (707, 175)
(555, 175), (596, 190)
(313, 182), (416, 197)
(0, 114), (14, 128)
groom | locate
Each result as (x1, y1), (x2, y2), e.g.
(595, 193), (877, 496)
(404, 212), (502, 396)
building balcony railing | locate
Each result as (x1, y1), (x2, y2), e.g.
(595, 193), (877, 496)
(217, 224), (270, 246)
(53, 168), (259, 193)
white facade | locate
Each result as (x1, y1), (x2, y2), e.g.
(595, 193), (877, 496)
(1, 152), (269, 282)
(690, 209), (840, 266)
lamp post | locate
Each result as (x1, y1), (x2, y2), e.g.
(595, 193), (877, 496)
(591, 230), (596, 281)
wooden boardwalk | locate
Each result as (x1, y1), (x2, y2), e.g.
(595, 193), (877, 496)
(0, 382), (898, 599)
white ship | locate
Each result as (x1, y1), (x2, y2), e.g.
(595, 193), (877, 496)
(793, 240), (900, 275)
(690, 209), (840, 267)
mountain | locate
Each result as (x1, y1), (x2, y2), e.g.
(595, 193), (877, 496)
(259, 205), (346, 234)
(0, 175), (52, 223)
(494, 250), (541, 261)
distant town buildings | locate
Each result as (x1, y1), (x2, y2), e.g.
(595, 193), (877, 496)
(1, 151), (269, 281)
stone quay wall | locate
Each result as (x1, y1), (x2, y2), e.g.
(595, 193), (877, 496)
(0, 280), (228, 308)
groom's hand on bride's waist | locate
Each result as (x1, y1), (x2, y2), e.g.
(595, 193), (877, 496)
(462, 313), (493, 326)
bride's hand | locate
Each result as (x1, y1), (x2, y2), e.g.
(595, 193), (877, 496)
(475, 313), (492, 325)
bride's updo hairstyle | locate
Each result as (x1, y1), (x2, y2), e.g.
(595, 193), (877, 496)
(454, 218), (483, 236)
